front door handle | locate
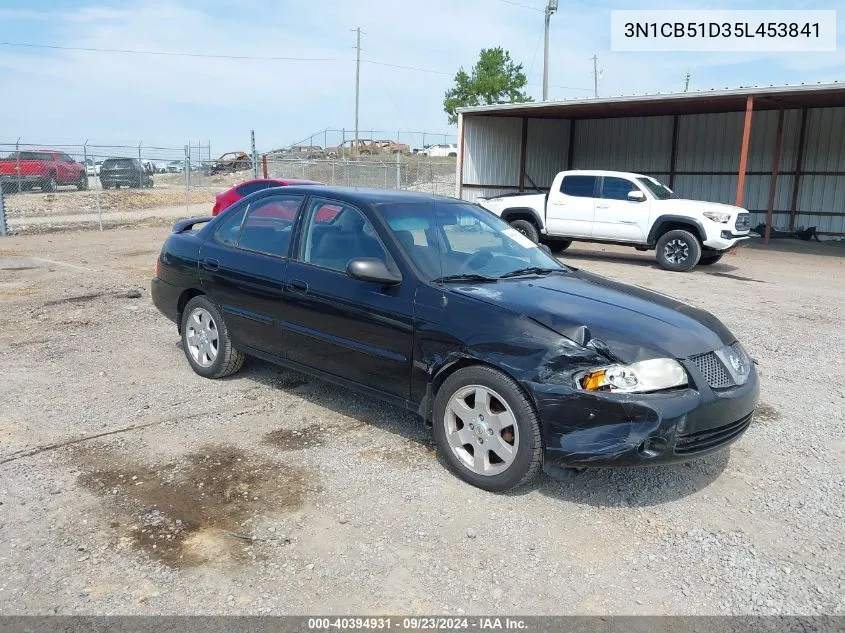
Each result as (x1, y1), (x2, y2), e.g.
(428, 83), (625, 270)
(202, 258), (219, 271)
(288, 279), (308, 293)
(596, 204), (609, 209)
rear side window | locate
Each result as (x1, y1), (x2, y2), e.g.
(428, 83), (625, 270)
(214, 203), (248, 247)
(238, 195), (304, 258)
(601, 177), (640, 201)
(235, 181), (271, 197)
(561, 175), (597, 198)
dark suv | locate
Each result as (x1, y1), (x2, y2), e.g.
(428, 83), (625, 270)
(99, 158), (153, 189)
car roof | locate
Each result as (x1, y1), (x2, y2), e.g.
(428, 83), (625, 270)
(258, 185), (461, 207)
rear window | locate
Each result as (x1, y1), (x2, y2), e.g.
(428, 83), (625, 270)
(561, 175), (598, 198)
(102, 159), (135, 168)
(17, 151), (54, 161)
(235, 181), (272, 197)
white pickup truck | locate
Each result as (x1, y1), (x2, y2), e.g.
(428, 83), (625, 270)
(477, 169), (752, 271)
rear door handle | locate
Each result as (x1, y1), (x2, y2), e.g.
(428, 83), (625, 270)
(288, 279), (308, 293)
(202, 258), (219, 271)
(596, 204), (609, 209)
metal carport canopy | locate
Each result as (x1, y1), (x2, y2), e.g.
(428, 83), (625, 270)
(455, 83), (845, 241)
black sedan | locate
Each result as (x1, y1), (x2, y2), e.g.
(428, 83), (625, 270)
(152, 186), (759, 492)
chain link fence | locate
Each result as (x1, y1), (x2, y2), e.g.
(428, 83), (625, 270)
(0, 136), (458, 236)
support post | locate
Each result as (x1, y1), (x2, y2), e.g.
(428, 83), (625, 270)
(353, 27), (361, 159)
(518, 118), (528, 191)
(15, 138), (21, 194)
(262, 154), (268, 179)
(566, 120), (576, 169)
(456, 113), (465, 199)
(395, 149), (401, 189)
(668, 115), (679, 189)
(764, 109), (785, 245)
(0, 185), (7, 236)
(789, 108), (808, 230)
(250, 130), (258, 179)
(735, 96), (754, 208)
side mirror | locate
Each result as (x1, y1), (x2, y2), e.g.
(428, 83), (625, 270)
(627, 190), (646, 202)
(538, 243), (552, 255)
(347, 258), (402, 286)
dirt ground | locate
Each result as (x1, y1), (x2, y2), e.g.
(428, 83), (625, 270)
(0, 229), (843, 615)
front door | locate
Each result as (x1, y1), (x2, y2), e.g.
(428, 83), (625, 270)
(545, 174), (598, 237)
(282, 197), (415, 399)
(199, 193), (304, 356)
(593, 176), (650, 242)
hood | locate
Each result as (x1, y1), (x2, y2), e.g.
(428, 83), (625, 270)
(449, 270), (734, 363)
(660, 199), (745, 214)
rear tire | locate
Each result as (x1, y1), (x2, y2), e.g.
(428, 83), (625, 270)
(698, 252), (724, 266)
(544, 239), (572, 253)
(180, 295), (245, 379)
(42, 173), (57, 193)
(655, 229), (701, 272)
(433, 365), (543, 492)
(77, 174), (88, 191)
(509, 219), (539, 244)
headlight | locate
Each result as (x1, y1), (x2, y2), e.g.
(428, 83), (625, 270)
(703, 210), (731, 223)
(575, 358), (688, 394)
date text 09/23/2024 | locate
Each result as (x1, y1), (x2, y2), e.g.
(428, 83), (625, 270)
(307, 618), (528, 630)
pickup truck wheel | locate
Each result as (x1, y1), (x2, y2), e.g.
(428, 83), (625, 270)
(655, 229), (701, 272)
(76, 174), (88, 191)
(42, 173), (57, 193)
(698, 252), (724, 266)
(509, 219), (539, 244)
(545, 239), (572, 253)
(433, 365), (542, 492)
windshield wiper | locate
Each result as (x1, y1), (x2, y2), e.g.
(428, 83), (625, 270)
(432, 273), (498, 283)
(497, 267), (565, 279)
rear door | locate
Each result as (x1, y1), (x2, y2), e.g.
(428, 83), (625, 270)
(545, 174), (598, 237)
(199, 193), (305, 357)
(593, 176), (650, 242)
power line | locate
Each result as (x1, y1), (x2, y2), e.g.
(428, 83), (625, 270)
(494, 0), (544, 12)
(0, 41), (339, 62)
(0, 40), (592, 93)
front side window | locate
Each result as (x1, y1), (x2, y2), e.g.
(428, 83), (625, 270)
(378, 201), (565, 280)
(561, 175), (598, 198)
(601, 177), (641, 201)
(299, 198), (390, 272)
(637, 177), (678, 200)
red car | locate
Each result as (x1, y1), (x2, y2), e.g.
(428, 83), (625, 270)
(211, 178), (322, 216)
(0, 149), (87, 192)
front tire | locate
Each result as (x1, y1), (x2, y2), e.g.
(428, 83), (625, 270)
(655, 229), (701, 271)
(509, 219), (539, 244)
(698, 252), (724, 266)
(42, 173), (57, 193)
(77, 174), (88, 191)
(433, 365), (542, 492)
(180, 296), (245, 379)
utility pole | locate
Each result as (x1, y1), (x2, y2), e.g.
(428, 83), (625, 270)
(592, 55), (599, 98)
(353, 27), (361, 159)
(684, 71), (691, 92)
(542, 0), (558, 101)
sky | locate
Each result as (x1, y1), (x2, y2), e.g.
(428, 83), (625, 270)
(0, 0), (843, 156)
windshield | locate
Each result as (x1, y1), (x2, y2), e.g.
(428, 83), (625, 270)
(376, 200), (567, 281)
(637, 176), (678, 200)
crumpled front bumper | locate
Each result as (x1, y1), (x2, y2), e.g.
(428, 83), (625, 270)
(527, 365), (759, 469)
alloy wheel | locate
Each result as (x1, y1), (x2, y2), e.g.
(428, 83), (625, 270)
(664, 239), (689, 264)
(185, 307), (219, 367)
(443, 385), (519, 476)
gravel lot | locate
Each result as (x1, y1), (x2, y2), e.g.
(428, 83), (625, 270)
(0, 229), (843, 615)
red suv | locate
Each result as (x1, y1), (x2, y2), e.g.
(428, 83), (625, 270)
(212, 179), (322, 215)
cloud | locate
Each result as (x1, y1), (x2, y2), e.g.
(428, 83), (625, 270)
(0, 0), (842, 151)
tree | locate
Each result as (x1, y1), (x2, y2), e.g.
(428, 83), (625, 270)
(443, 47), (533, 125)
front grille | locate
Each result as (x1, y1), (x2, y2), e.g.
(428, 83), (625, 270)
(735, 213), (751, 231)
(689, 351), (734, 389)
(675, 413), (752, 455)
